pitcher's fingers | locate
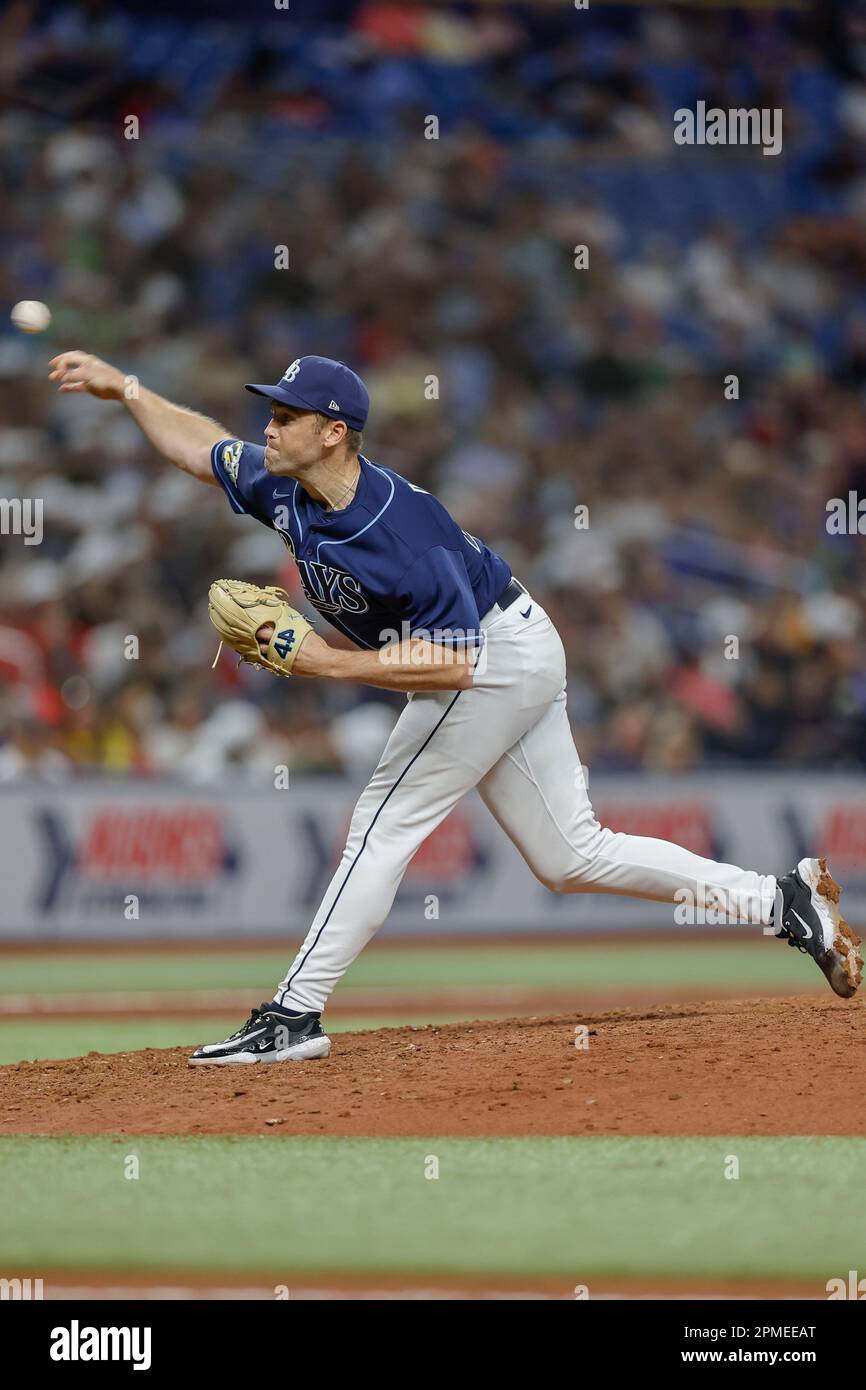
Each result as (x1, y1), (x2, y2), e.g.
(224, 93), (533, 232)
(57, 380), (88, 392)
(48, 361), (86, 382)
(47, 350), (87, 372)
(53, 363), (89, 384)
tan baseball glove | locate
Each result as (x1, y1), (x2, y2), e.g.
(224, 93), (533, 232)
(208, 578), (314, 677)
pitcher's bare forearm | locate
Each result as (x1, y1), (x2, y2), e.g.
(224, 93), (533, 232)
(49, 350), (230, 483)
(124, 387), (228, 484)
(294, 634), (476, 692)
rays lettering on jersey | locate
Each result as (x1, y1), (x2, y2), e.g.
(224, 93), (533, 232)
(295, 559), (369, 615)
(274, 526), (296, 560)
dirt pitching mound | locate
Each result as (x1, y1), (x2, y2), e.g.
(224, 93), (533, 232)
(1, 995), (863, 1137)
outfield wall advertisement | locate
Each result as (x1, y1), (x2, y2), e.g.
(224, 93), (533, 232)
(0, 775), (864, 939)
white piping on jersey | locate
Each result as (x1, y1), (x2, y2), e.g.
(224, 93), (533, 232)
(287, 469), (379, 648)
(314, 457), (395, 564)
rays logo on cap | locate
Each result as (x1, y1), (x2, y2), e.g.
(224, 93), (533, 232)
(245, 355), (370, 430)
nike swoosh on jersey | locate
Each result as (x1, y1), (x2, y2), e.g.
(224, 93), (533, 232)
(272, 489), (293, 500)
(520, 605), (532, 618)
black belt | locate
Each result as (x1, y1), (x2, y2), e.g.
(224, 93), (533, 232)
(493, 576), (527, 613)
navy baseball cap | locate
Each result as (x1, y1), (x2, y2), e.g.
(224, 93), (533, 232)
(245, 355), (369, 430)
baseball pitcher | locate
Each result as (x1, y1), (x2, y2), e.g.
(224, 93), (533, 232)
(48, 351), (863, 1065)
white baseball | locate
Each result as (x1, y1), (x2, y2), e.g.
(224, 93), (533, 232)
(11, 300), (52, 334)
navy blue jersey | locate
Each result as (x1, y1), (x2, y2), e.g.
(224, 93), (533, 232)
(211, 440), (511, 651)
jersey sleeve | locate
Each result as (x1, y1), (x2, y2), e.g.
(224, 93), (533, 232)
(397, 546), (484, 648)
(210, 438), (270, 520)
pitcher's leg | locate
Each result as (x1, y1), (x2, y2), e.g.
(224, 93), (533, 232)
(478, 690), (776, 923)
(274, 641), (565, 1014)
(273, 691), (466, 1013)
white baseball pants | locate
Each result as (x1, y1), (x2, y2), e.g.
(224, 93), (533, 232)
(274, 594), (777, 1014)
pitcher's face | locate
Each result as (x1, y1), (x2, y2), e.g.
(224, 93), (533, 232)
(263, 405), (328, 475)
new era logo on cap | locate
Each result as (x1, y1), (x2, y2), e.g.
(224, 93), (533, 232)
(245, 356), (369, 430)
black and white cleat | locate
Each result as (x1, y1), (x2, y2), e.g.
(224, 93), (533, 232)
(774, 857), (862, 999)
(188, 1004), (331, 1066)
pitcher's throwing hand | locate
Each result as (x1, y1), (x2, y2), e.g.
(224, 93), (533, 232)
(48, 350), (126, 399)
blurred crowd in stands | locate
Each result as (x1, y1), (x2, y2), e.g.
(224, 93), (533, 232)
(2, 0), (866, 780)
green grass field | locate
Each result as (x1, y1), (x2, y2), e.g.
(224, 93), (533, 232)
(0, 938), (814, 995)
(0, 937), (819, 1066)
(0, 1135), (861, 1288)
(0, 938), (838, 1292)
(0, 1015), (478, 1065)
